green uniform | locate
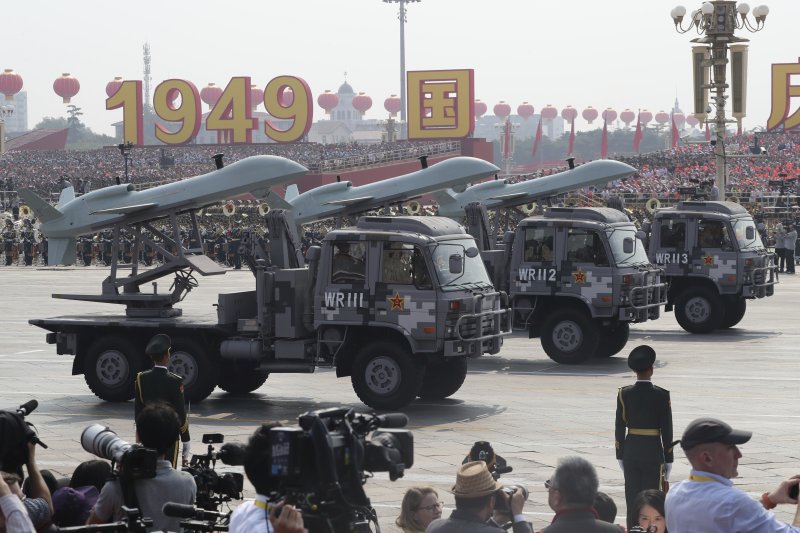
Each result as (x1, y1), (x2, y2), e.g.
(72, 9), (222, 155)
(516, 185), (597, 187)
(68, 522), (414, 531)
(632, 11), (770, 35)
(134, 366), (190, 468)
(615, 380), (673, 529)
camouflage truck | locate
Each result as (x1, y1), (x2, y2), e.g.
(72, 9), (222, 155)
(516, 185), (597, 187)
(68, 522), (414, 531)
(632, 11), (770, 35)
(467, 205), (666, 364)
(648, 201), (777, 333)
(31, 212), (511, 411)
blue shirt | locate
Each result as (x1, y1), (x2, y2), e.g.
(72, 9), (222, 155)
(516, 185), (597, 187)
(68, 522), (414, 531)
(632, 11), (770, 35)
(665, 469), (800, 533)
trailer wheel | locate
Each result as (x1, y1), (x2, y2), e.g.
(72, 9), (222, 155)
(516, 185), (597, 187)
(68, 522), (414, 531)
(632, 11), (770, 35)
(594, 323), (630, 358)
(351, 341), (423, 410)
(85, 338), (142, 402)
(540, 309), (599, 364)
(674, 287), (723, 333)
(169, 338), (217, 403)
(721, 298), (747, 329)
(218, 366), (269, 394)
(419, 358), (468, 400)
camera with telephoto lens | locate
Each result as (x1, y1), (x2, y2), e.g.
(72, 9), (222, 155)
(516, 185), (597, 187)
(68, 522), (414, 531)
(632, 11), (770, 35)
(183, 433), (244, 512)
(260, 407), (413, 533)
(81, 424), (158, 480)
(463, 441), (528, 514)
(0, 400), (47, 477)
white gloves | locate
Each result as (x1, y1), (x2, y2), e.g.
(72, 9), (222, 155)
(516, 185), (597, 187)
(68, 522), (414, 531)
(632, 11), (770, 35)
(618, 460), (625, 471)
(665, 463), (672, 481)
(182, 441), (191, 462)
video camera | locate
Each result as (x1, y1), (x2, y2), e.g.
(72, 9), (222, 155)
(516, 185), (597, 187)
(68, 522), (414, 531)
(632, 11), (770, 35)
(183, 433), (244, 512)
(0, 400), (47, 476)
(261, 407), (413, 533)
(81, 424), (157, 480)
(463, 441), (528, 514)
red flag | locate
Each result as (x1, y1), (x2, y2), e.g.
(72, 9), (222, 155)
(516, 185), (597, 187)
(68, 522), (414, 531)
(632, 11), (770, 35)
(567, 119), (575, 157)
(671, 114), (679, 149)
(633, 113), (644, 153)
(705, 122), (711, 142)
(532, 118), (543, 159)
(600, 118), (608, 159)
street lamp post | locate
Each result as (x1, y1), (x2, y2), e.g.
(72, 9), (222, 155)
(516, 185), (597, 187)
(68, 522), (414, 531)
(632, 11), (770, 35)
(383, 0), (420, 134)
(670, 1), (768, 193)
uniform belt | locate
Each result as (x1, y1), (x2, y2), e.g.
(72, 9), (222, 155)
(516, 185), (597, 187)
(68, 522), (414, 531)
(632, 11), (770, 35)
(628, 428), (660, 436)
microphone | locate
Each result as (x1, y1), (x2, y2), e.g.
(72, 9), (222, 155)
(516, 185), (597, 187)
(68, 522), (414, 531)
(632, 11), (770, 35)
(375, 413), (408, 428)
(17, 399), (38, 417)
(162, 503), (225, 520)
(218, 443), (247, 466)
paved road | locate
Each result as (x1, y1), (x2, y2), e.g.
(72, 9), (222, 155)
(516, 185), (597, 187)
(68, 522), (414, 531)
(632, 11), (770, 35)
(2, 266), (799, 531)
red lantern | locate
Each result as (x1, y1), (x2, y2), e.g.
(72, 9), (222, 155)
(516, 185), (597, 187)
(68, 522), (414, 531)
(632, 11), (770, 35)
(673, 112), (686, 128)
(686, 115), (700, 128)
(493, 101), (511, 119)
(602, 108), (617, 123)
(620, 109), (635, 126)
(561, 106), (578, 123)
(105, 77), (123, 98)
(384, 94), (401, 116)
(200, 83), (222, 108)
(582, 106), (598, 124)
(352, 92), (373, 114)
(318, 90), (339, 114)
(251, 85), (264, 109)
(541, 105), (558, 120)
(0, 69), (23, 101)
(53, 73), (80, 104)
(639, 110), (653, 124)
(279, 87), (294, 107)
(517, 102), (534, 120)
(654, 111), (670, 125)
(473, 100), (487, 119)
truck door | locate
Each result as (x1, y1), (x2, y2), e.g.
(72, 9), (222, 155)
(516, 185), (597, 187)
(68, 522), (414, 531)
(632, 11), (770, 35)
(319, 240), (370, 325)
(374, 242), (438, 346)
(561, 227), (615, 313)
(695, 219), (738, 291)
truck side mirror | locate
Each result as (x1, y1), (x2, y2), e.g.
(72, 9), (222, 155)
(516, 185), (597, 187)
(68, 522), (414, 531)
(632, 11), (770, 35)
(746, 226), (755, 240)
(503, 231), (515, 245)
(465, 246), (480, 258)
(623, 237), (634, 254)
(305, 245), (321, 262)
(449, 254), (463, 274)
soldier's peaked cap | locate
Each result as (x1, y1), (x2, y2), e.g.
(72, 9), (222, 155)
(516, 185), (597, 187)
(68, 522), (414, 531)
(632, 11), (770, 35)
(679, 417), (752, 450)
(628, 344), (656, 372)
(145, 334), (171, 356)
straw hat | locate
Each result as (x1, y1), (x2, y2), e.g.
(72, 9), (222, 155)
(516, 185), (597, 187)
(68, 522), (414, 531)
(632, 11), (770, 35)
(450, 461), (503, 498)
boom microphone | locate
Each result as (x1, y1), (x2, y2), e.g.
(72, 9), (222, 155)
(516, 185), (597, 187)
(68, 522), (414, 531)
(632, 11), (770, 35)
(162, 502), (225, 520)
(17, 400), (38, 417)
(375, 413), (408, 428)
(218, 442), (247, 466)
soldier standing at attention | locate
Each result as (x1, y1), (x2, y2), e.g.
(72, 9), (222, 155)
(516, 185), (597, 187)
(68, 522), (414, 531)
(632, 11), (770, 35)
(615, 345), (673, 529)
(134, 334), (191, 468)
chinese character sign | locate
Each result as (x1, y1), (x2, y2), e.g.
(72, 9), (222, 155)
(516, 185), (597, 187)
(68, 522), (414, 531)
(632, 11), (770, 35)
(767, 58), (800, 131)
(407, 69), (474, 139)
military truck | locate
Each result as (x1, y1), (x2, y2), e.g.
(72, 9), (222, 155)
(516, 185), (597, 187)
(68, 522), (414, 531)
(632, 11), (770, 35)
(465, 205), (666, 364)
(648, 201), (777, 333)
(30, 212), (511, 410)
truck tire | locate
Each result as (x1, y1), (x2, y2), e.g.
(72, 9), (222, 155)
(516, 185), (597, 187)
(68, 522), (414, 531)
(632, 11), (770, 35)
(594, 323), (630, 358)
(721, 298), (747, 329)
(419, 358), (468, 400)
(218, 366), (269, 394)
(674, 287), (724, 333)
(168, 338), (217, 403)
(540, 309), (599, 364)
(85, 338), (143, 402)
(351, 341), (424, 410)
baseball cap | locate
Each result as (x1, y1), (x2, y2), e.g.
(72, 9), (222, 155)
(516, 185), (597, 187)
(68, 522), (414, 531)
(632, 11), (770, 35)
(679, 417), (752, 450)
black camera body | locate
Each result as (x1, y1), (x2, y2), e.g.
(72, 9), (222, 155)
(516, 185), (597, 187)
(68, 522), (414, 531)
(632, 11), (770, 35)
(184, 433), (244, 511)
(0, 400), (45, 476)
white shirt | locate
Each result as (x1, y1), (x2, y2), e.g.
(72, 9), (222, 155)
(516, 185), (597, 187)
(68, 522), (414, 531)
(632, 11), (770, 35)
(229, 494), (274, 533)
(666, 469), (800, 533)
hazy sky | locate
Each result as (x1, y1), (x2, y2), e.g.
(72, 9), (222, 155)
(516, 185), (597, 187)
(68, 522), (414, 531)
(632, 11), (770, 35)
(4, 0), (798, 136)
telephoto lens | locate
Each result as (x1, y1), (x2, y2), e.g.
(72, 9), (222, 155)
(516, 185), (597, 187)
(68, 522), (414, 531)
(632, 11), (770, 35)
(81, 424), (132, 464)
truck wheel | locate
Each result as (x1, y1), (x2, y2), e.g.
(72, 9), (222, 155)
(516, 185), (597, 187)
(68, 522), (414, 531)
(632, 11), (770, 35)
(169, 338), (217, 403)
(218, 366), (269, 394)
(351, 341), (423, 410)
(721, 298), (747, 329)
(418, 358), (468, 400)
(674, 287), (724, 333)
(594, 323), (630, 358)
(85, 338), (143, 402)
(540, 309), (599, 364)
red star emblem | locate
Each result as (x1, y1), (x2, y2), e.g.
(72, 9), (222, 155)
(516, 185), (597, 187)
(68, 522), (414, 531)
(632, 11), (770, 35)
(573, 270), (587, 284)
(703, 254), (714, 265)
(388, 292), (405, 310)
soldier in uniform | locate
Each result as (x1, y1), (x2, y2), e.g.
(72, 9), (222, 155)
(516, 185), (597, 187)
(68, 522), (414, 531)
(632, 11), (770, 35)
(3, 219), (17, 266)
(615, 345), (673, 529)
(134, 334), (191, 468)
(20, 220), (35, 266)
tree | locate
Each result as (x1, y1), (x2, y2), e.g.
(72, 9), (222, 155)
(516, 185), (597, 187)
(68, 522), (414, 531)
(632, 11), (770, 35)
(34, 116), (115, 150)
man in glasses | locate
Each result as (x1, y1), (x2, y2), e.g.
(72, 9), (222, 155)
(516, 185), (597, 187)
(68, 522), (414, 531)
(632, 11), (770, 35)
(543, 457), (620, 532)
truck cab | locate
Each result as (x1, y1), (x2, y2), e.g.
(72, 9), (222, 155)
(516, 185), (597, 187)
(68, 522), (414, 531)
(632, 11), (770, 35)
(649, 201), (777, 333)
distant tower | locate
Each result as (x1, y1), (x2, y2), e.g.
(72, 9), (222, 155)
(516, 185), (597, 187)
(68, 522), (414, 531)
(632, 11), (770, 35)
(143, 43), (152, 109)
(672, 96), (681, 114)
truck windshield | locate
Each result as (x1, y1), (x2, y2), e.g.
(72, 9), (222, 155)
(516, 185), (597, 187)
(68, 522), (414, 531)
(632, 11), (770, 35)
(607, 227), (650, 266)
(432, 241), (494, 290)
(733, 217), (764, 251)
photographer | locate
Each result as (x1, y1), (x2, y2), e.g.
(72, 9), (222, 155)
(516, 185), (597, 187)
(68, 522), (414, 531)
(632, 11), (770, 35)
(426, 461), (531, 533)
(0, 473), (35, 533)
(228, 424), (304, 533)
(0, 440), (53, 532)
(87, 402), (196, 532)
(542, 457), (619, 533)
